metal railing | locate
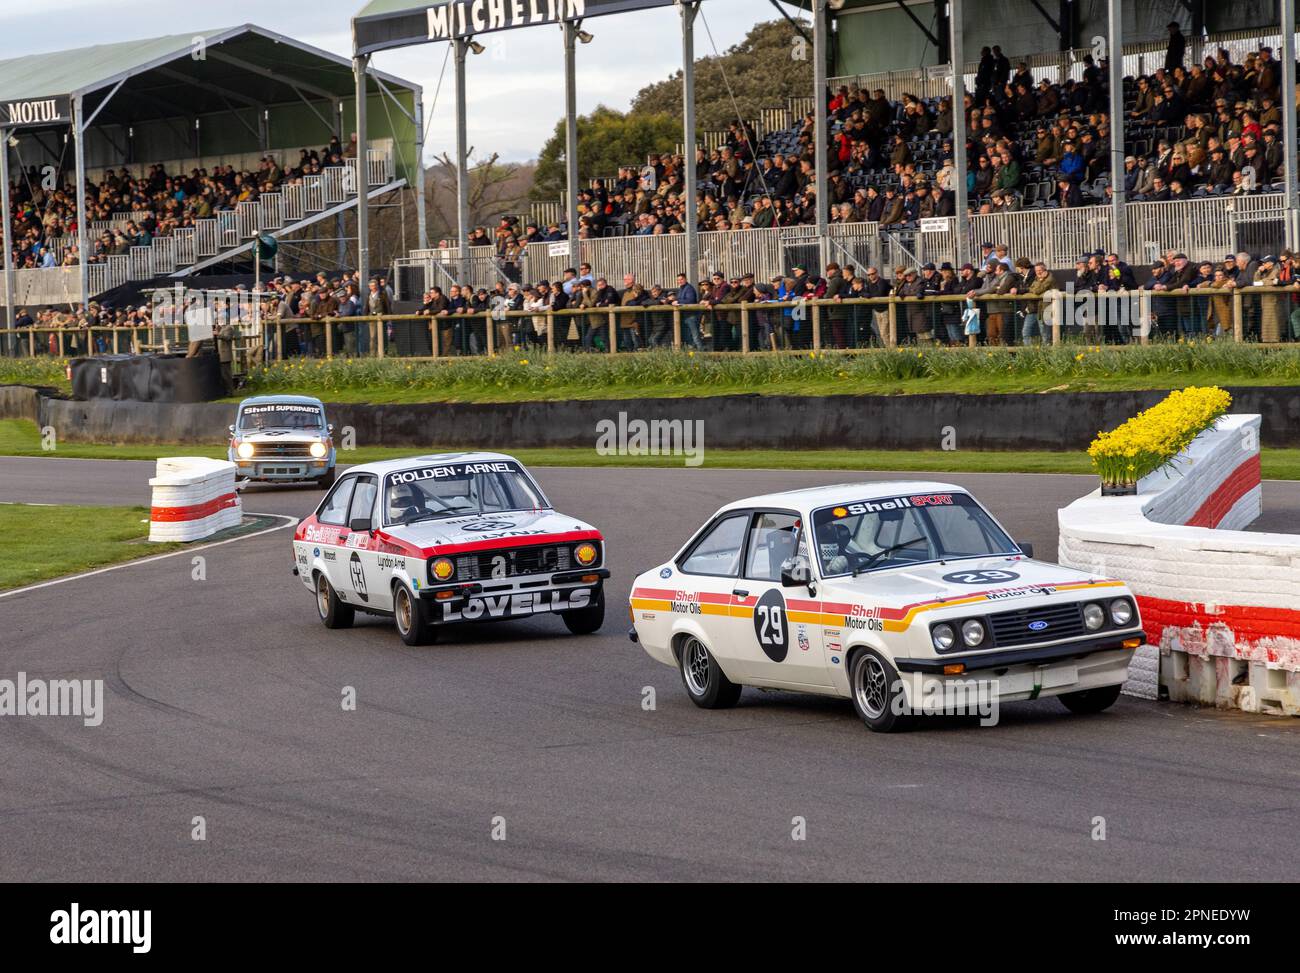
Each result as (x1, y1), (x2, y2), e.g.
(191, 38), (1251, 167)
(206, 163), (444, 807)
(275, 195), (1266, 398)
(7, 288), (1299, 362)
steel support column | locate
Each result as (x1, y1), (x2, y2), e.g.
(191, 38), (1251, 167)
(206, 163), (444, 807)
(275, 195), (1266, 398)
(415, 92), (428, 250)
(73, 96), (89, 308)
(813, 0), (829, 269)
(1282, 0), (1298, 248)
(682, 2), (700, 281)
(949, 0), (969, 267)
(1108, 0), (1127, 260)
(453, 38), (471, 278)
(563, 23), (581, 262)
(354, 54), (371, 285)
(0, 129), (13, 335)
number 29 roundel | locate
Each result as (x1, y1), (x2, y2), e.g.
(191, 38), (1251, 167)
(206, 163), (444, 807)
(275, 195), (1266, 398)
(752, 588), (789, 662)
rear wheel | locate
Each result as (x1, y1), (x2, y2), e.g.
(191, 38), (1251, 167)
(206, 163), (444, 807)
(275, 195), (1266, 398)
(561, 592), (605, 635)
(849, 649), (910, 732)
(1058, 683), (1122, 715)
(394, 583), (435, 646)
(678, 635), (742, 709)
(316, 572), (354, 629)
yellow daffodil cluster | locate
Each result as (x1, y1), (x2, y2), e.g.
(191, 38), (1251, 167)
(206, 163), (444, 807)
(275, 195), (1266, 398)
(1088, 386), (1232, 488)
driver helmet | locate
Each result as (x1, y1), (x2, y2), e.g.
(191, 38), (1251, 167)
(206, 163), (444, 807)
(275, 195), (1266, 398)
(388, 482), (422, 519)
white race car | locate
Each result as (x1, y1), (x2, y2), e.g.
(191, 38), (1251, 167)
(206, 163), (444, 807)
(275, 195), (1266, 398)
(629, 482), (1144, 732)
(292, 452), (608, 644)
(229, 395), (337, 488)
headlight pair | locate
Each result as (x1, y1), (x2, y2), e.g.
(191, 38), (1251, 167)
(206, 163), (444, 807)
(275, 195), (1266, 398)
(1084, 597), (1134, 629)
(932, 618), (986, 651)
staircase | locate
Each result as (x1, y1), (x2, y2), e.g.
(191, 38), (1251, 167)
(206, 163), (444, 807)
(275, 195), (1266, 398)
(84, 148), (401, 295)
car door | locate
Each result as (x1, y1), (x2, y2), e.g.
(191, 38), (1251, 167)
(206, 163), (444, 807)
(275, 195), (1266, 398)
(342, 474), (383, 610)
(315, 475), (355, 598)
(675, 511), (751, 672)
(733, 510), (832, 689)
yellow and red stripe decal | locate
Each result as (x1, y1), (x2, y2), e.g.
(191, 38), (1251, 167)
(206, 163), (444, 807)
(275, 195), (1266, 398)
(631, 579), (1126, 631)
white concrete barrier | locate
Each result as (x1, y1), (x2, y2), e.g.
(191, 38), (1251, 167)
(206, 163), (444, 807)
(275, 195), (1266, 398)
(148, 457), (242, 543)
(1059, 414), (1300, 715)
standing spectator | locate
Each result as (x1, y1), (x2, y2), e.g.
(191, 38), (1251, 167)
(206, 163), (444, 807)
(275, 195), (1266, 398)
(1165, 21), (1185, 73)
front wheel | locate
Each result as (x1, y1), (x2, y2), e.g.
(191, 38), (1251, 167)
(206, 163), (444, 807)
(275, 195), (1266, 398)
(849, 649), (910, 732)
(316, 572), (354, 629)
(561, 592), (605, 635)
(316, 466), (336, 490)
(678, 635), (742, 709)
(393, 583), (435, 646)
(1058, 683), (1122, 715)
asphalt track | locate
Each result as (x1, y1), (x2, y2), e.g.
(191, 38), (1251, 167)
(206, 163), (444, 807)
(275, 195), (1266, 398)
(2, 457), (1298, 882)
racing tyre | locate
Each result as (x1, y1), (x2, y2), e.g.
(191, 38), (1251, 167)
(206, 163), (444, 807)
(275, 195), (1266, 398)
(561, 592), (605, 635)
(317, 467), (336, 490)
(393, 583), (435, 646)
(1058, 683), (1122, 715)
(315, 572), (354, 629)
(849, 649), (910, 733)
(678, 635), (742, 709)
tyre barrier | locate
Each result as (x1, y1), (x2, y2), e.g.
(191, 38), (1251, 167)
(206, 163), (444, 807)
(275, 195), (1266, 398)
(1058, 414), (1300, 716)
(148, 457), (242, 543)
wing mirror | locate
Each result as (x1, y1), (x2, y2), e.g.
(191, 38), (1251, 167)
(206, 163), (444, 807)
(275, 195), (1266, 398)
(327, 423), (334, 433)
(780, 554), (813, 588)
(1018, 541), (1034, 559)
(349, 517), (373, 533)
(228, 424), (236, 435)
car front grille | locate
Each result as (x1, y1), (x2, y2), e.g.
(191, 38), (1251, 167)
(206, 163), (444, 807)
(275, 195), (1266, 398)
(452, 544), (578, 581)
(251, 442), (314, 458)
(988, 601), (1086, 648)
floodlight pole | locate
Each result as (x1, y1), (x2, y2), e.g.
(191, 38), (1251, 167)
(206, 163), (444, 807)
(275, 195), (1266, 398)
(813, 0), (830, 268)
(1282, 0), (1298, 248)
(354, 54), (370, 287)
(453, 37), (471, 278)
(73, 95), (89, 310)
(563, 22), (581, 263)
(949, 0), (969, 266)
(415, 91), (428, 250)
(682, 1), (700, 281)
(0, 128), (13, 342)
(1107, 0), (1127, 261)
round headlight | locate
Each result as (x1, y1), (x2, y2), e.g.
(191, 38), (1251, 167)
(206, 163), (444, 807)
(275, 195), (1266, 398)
(961, 619), (986, 646)
(1083, 603), (1106, 630)
(574, 542), (598, 566)
(1110, 598), (1134, 626)
(932, 623), (956, 651)
(236, 441), (254, 459)
(431, 557), (455, 582)
(309, 441), (327, 458)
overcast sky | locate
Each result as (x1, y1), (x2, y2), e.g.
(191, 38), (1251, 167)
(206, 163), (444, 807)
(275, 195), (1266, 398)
(0, 0), (798, 163)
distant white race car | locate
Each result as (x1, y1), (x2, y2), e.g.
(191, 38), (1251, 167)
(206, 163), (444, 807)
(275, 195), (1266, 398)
(292, 452), (608, 645)
(229, 394), (337, 487)
(629, 482), (1144, 732)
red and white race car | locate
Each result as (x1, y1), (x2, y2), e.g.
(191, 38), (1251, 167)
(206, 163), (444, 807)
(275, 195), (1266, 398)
(291, 452), (608, 644)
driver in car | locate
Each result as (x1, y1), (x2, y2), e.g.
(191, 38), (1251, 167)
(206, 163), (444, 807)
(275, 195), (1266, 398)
(388, 482), (426, 522)
(821, 522), (856, 574)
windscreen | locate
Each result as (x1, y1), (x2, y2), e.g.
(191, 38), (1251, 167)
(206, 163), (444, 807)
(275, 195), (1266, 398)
(238, 403), (324, 431)
(384, 461), (548, 526)
(812, 492), (1018, 576)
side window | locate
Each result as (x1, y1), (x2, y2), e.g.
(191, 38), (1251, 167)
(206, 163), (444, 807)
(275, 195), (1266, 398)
(318, 478), (356, 526)
(680, 513), (749, 577)
(744, 512), (801, 581)
(348, 476), (378, 525)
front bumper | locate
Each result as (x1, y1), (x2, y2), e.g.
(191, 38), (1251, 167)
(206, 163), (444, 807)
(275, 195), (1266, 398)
(893, 630), (1145, 674)
(235, 459), (331, 480)
(420, 569), (608, 624)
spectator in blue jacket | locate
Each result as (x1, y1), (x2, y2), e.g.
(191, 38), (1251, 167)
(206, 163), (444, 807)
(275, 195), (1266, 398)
(671, 272), (702, 351)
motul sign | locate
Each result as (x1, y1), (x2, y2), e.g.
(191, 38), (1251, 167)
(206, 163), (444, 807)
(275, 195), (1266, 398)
(1, 96), (71, 128)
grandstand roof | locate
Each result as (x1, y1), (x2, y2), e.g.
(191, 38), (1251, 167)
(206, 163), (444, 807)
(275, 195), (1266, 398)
(0, 24), (419, 128)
